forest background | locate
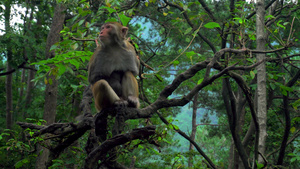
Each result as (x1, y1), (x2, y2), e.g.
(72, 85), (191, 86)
(0, 0), (299, 169)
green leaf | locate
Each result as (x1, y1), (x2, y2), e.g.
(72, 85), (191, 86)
(50, 44), (58, 51)
(168, 124), (174, 130)
(250, 71), (255, 79)
(290, 127), (296, 133)
(15, 161), (24, 169)
(48, 78), (53, 85)
(185, 51), (196, 57)
(246, 58), (255, 63)
(149, 147), (160, 155)
(269, 83), (276, 90)
(281, 88), (288, 96)
(249, 34), (256, 40)
(265, 15), (275, 19)
(204, 22), (220, 29)
(155, 74), (163, 82)
(256, 161), (264, 169)
(144, 148), (149, 154)
(69, 59), (80, 69)
(291, 99), (300, 110)
(197, 78), (203, 84)
(173, 60), (179, 67)
(100, 6), (116, 13)
(184, 28), (192, 35)
(105, 18), (118, 23)
(283, 22), (289, 26)
(58, 64), (66, 75)
(119, 14), (131, 26)
(276, 20), (285, 29)
(162, 138), (171, 144)
(280, 85), (293, 92)
(78, 19), (84, 26)
(15, 158), (29, 169)
(71, 43), (79, 50)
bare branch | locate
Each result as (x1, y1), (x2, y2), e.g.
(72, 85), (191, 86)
(84, 126), (156, 169)
(163, 0), (217, 53)
(71, 37), (95, 42)
(0, 61), (37, 76)
(156, 112), (217, 169)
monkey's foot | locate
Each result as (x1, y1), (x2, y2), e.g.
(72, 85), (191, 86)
(127, 96), (140, 108)
(113, 100), (128, 108)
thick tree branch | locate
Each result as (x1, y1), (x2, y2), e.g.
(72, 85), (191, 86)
(222, 79), (250, 169)
(197, 0), (217, 21)
(277, 69), (300, 165)
(267, 129), (300, 158)
(140, 48), (273, 116)
(0, 61), (37, 76)
(84, 126), (156, 169)
(214, 62), (260, 167)
(17, 114), (93, 140)
(277, 92), (290, 165)
(286, 69), (300, 87)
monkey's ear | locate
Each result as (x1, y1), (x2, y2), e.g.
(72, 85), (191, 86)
(121, 26), (128, 38)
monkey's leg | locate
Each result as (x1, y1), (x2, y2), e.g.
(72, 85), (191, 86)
(92, 80), (122, 111)
(122, 71), (140, 108)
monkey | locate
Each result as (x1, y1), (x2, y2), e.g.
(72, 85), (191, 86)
(88, 22), (140, 112)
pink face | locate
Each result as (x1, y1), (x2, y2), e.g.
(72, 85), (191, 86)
(99, 24), (113, 42)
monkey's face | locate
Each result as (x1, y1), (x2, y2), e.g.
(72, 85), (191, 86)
(99, 24), (114, 44)
(99, 22), (128, 45)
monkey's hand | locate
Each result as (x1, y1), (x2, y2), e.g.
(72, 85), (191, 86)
(113, 100), (128, 108)
(95, 39), (99, 47)
(127, 96), (140, 108)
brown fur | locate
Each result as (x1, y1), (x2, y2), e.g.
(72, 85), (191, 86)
(88, 22), (140, 111)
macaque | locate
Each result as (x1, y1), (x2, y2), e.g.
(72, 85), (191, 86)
(88, 22), (140, 112)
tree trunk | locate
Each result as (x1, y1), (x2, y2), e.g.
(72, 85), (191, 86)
(18, 69), (26, 108)
(4, 0), (13, 130)
(35, 3), (66, 169)
(22, 3), (35, 119)
(188, 93), (198, 167)
(256, 0), (267, 164)
(23, 67), (35, 118)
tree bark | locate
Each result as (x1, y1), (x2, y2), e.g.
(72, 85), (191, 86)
(256, 0), (267, 164)
(35, 3), (66, 169)
(188, 93), (198, 167)
(4, 0), (13, 130)
(23, 66), (35, 118)
(18, 69), (26, 108)
(277, 70), (300, 165)
(22, 5), (35, 119)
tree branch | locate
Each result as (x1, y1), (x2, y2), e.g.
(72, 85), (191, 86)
(163, 0), (217, 53)
(84, 126), (156, 169)
(156, 112), (216, 169)
(0, 61), (37, 76)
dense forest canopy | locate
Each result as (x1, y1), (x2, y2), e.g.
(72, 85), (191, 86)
(0, 0), (299, 169)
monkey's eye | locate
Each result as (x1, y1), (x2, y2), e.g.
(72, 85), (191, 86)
(105, 25), (111, 29)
